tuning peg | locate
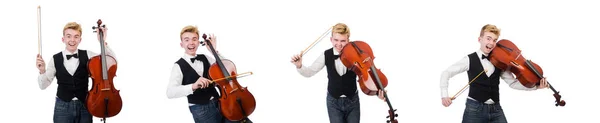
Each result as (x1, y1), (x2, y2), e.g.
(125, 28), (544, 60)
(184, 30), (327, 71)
(387, 120), (391, 123)
(395, 114), (398, 117)
(387, 116), (390, 118)
(92, 25), (106, 33)
(199, 40), (206, 46)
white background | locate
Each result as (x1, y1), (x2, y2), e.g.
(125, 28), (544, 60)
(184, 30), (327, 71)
(1, 0), (598, 122)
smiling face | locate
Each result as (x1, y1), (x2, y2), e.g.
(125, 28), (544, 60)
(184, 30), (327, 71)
(180, 32), (200, 56)
(478, 24), (501, 54)
(478, 32), (498, 54)
(331, 23), (350, 53)
(180, 25), (200, 56)
(62, 22), (82, 53)
(331, 33), (349, 53)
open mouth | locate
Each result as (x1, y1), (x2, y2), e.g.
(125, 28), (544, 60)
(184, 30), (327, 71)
(68, 42), (76, 46)
(485, 44), (493, 50)
(187, 46), (196, 51)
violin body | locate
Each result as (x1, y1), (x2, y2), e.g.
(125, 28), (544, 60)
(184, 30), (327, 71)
(87, 55), (122, 117)
(489, 39), (565, 106)
(339, 41), (388, 95)
(209, 59), (256, 121)
(489, 39), (543, 88)
(86, 19), (123, 118)
(200, 33), (255, 121)
(339, 41), (397, 122)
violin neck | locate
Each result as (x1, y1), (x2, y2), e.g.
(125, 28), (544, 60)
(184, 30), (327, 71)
(99, 30), (108, 80)
(204, 40), (231, 78)
(369, 66), (395, 110)
(524, 60), (559, 93)
(370, 66), (398, 122)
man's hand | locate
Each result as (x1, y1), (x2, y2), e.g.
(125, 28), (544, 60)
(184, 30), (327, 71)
(192, 77), (212, 91)
(441, 97), (453, 107)
(537, 77), (549, 89)
(378, 89), (387, 102)
(95, 25), (108, 45)
(205, 34), (217, 52)
(290, 52), (303, 69)
(36, 54), (46, 74)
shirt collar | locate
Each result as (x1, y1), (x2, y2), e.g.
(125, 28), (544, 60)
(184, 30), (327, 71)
(62, 49), (79, 55)
(183, 53), (196, 59)
(476, 49), (488, 59)
(333, 48), (340, 55)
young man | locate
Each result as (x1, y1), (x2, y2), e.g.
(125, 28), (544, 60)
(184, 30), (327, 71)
(290, 23), (386, 123)
(439, 24), (549, 123)
(36, 22), (113, 123)
(166, 25), (252, 123)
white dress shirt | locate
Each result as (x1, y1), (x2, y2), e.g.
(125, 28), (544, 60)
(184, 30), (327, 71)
(440, 49), (537, 104)
(296, 49), (357, 97)
(38, 46), (116, 100)
(166, 52), (225, 105)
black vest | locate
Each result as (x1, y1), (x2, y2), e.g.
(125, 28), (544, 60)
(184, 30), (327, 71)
(54, 50), (90, 102)
(467, 52), (502, 103)
(176, 54), (219, 104)
(324, 48), (358, 98)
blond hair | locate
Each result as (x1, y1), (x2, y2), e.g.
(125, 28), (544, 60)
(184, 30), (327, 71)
(480, 24), (500, 37)
(332, 23), (350, 38)
(63, 22), (82, 36)
(180, 25), (199, 40)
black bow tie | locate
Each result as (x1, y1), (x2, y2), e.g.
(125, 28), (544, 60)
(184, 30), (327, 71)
(66, 53), (79, 60)
(190, 56), (201, 63)
(481, 54), (489, 60)
(333, 55), (340, 60)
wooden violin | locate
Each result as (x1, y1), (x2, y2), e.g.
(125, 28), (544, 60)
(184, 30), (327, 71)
(201, 34), (256, 121)
(339, 41), (397, 123)
(489, 39), (565, 106)
(87, 19), (123, 122)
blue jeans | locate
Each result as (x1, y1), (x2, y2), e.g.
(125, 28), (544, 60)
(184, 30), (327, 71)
(189, 100), (223, 123)
(189, 100), (253, 123)
(462, 99), (507, 123)
(326, 93), (360, 123)
(53, 98), (92, 123)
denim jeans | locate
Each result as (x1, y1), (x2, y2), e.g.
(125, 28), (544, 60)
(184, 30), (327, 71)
(326, 93), (360, 123)
(189, 100), (223, 123)
(189, 99), (253, 123)
(53, 98), (92, 123)
(462, 99), (507, 123)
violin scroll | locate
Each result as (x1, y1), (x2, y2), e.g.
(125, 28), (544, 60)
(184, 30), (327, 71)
(92, 19), (105, 33)
(554, 92), (566, 106)
(387, 109), (398, 123)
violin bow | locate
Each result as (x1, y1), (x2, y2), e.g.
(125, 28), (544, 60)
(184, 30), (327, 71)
(209, 72), (253, 83)
(299, 26), (333, 56)
(37, 5), (42, 55)
(450, 69), (487, 100)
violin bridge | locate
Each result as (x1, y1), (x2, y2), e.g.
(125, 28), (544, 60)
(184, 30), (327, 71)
(515, 52), (522, 60)
(363, 57), (371, 63)
(229, 88), (239, 94)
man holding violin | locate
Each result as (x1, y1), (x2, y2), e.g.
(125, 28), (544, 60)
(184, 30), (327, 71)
(166, 25), (252, 123)
(36, 22), (113, 123)
(439, 24), (549, 123)
(290, 23), (386, 123)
